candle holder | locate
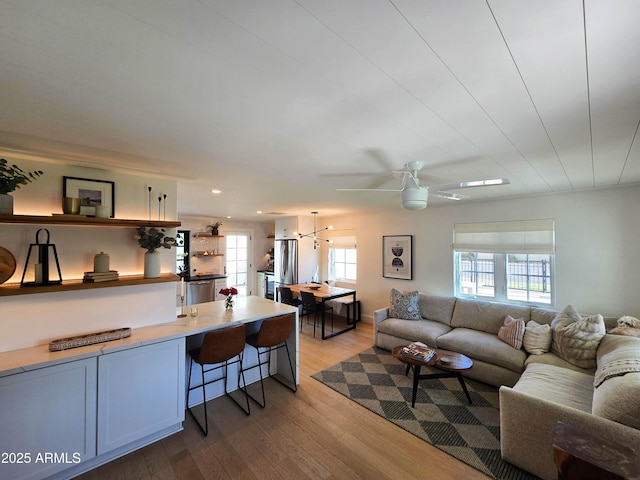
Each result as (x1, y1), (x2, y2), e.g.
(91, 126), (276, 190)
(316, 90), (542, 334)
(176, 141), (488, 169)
(177, 295), (187, 318)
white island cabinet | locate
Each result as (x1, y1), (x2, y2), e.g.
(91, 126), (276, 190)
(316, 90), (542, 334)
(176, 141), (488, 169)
(97, 339), (185, 454)
(0, 296), (296, 480)
(0, 358), (97, 480)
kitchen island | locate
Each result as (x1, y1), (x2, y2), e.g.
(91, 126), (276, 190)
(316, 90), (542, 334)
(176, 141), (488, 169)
(0, 296), (297, 480)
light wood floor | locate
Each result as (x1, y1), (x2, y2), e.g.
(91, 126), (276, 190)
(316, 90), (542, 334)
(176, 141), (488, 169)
(79, 321), (490, 480)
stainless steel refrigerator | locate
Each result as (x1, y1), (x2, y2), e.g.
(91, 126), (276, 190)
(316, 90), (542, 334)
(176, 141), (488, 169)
(274, 239), (298, 286)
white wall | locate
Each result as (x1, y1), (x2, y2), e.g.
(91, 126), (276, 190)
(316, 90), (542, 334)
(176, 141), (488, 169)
(321, 185), (640, 321)
(0, 156), (179, 352)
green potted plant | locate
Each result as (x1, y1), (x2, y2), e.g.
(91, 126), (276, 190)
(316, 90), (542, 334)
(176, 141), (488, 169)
(207, 221), (223, 235)
(136, 226), (181, 278)
(0, 158), (44, 215)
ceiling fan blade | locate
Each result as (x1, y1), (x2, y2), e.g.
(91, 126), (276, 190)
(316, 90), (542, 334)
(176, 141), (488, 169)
(336, 187), (404, 192)
(430, 191), (469, 200)
(430, 178), (510, 191)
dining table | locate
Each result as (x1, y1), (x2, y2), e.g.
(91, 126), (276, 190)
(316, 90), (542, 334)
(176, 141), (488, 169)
(287, 283), (357, 339)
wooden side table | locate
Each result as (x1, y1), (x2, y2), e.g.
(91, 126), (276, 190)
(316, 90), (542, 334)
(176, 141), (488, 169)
(553, 421), (640, 480)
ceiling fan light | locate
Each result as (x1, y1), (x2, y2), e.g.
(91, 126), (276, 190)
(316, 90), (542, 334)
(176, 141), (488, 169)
(401, 187), (428, 210)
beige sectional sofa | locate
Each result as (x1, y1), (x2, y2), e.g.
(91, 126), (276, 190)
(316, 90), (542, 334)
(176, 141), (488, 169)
(373, 292), (640, 480)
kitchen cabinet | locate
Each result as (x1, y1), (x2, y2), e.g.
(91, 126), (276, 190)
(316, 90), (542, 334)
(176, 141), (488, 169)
(0, 358), (97, 480)
(0, 339), (184, 480)
(97, 339), (185, 454)
(275, 217), (297, 239)
(256, 271), (274, 299)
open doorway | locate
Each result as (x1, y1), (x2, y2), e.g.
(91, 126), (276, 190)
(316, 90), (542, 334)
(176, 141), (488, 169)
(225, 231), (253, 297)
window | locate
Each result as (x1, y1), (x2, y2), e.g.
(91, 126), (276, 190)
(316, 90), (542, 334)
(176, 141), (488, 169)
(453, 220), (555, 306)
(327, 231), (357, 283)
(329, 248), (357, 282)
(506, 254), (552, 304)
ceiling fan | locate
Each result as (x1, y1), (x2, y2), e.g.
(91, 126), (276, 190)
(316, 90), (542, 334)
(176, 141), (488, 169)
(336, 160), (510, 210)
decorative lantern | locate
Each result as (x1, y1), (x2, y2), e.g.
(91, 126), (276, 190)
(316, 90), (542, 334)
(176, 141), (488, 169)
(20, 229), (63, 286)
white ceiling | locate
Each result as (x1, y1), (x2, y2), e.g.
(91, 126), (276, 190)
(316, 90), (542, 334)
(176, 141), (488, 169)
(1, 0), (639, 221)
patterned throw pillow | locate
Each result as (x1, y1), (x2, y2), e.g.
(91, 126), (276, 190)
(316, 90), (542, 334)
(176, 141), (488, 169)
(523, 320), (552, 355)
(498, 315), (525, 349)
(551, 304), (606, 369)
(389, 289), (421, 320)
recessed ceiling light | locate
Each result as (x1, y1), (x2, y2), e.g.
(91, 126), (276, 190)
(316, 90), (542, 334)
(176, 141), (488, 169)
(211, 189), (222, 194)
(226, 216), (232, 219)
(257, 210), (263, 214)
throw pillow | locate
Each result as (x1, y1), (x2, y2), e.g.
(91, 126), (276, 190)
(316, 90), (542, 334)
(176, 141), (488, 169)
(389, 289), (421, 320)
(522, 320), (552, 355)
(498, 315), (525, 349)
(551, 304), (606, 369)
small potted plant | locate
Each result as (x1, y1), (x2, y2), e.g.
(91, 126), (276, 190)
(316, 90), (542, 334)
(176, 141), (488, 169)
(135, 226), (181, 278)
(207, 221), (223, 236)
(0, 158), (43, 215)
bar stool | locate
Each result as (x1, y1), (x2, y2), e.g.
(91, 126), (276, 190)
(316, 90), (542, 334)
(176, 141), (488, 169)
(242, 313), (296, 408)
(186, 323), (250, 436)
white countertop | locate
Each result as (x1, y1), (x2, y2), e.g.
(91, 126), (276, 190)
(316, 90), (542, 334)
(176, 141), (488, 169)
(0, 296), (296, 377)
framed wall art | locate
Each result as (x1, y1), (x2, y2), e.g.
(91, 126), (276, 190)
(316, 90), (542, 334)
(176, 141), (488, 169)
(383, 235), (413, 280)
(63, 176), (115, 217)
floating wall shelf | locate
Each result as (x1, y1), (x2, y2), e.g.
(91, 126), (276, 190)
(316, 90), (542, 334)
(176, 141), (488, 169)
(0, 214), (181, 228)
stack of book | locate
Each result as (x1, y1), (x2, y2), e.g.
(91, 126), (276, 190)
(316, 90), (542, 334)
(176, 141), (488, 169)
(401, 341), (436, 362)
(83, 270), (119, 283)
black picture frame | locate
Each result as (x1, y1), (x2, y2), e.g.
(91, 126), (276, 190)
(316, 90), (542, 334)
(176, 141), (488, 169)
(383, 235), (413, 280)
(63, 176), (115, 217)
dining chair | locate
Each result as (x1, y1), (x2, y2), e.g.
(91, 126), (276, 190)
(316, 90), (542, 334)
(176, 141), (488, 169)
(300, 290), (333, 337)
(186, 323), (250, 436)
(278, 286), (302, 307)
(241, 313), (297, 408)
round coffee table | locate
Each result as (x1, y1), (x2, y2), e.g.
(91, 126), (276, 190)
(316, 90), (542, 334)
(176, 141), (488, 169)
(392, 345), (473, 407)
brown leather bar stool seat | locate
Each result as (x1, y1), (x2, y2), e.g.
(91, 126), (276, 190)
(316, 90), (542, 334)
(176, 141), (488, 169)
(242, 313), (297, 408)
(186, 323), (250, 436)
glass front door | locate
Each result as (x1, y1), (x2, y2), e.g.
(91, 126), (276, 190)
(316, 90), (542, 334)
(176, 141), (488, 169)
(225, 233), (250, 296)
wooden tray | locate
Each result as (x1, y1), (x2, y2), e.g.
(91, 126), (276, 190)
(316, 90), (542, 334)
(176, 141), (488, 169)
(49, 327), (131, 351)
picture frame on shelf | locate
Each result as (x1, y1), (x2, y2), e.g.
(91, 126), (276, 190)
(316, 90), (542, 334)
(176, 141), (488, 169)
(382, 235), (413, 280)
(63, 176), (114, 217)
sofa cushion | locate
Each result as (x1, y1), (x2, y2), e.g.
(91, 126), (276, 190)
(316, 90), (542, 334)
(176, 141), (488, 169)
(529, 306), (558, 326)
(498, 315), (525, 350)
(389, 289), (421, 320)
(594, 334), (640, 387)
(450, 298), (531, 335)
(376, 318), (451, 347)
(437, 328), (527, 374)
(512, 363), (593, 412)
(522, 320), (552, 355)
(551, 305), (606, 369)
(418, 293), (456, 326)
(524, 351), (593, 374)
(593, 335), (640, 429)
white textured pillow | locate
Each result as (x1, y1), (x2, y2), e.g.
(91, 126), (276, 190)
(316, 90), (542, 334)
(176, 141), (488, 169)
(551, 304), (606, 369)
(522, 320), (552, 355)
(389, 289), (421, 320)
(498, 315), (525, 349)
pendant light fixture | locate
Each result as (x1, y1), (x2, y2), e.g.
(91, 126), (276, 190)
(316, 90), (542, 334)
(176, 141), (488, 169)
(298, 212), (332, 249)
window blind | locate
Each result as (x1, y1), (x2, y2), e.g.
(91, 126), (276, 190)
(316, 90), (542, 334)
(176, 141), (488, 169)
(328, 230), (357, 249)
(453, 219), (555, 254)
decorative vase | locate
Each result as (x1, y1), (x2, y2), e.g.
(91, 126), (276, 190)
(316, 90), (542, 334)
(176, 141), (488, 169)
(144, 250), (161, 278)
(0, 194), (13, 215)
(211, 228), (219, 236)
(225, 294), (234, 309)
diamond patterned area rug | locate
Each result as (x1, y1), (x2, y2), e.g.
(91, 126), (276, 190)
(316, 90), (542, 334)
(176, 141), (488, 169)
(311, 347), (538, 480)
